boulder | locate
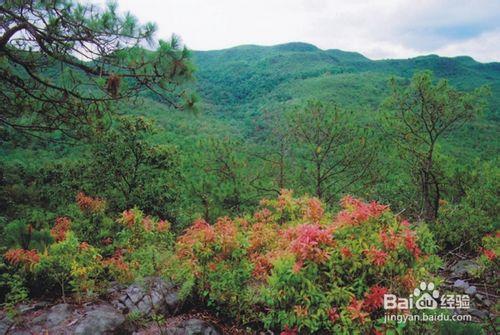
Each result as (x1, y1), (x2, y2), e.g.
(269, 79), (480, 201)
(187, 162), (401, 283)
(453, 279), (469, 291)
(165, 319), (221, 335)
(0, 314), (13, 335)
(469, 308), (489, 320)
(111, 277), (181, 316)
(464, 285), (477, 296)
(450, 260), (480, 278)
(74, 303), (126, 335)
(45, 303), (74, 327)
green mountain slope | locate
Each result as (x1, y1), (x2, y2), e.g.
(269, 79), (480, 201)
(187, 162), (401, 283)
(191, 42), (500, 158)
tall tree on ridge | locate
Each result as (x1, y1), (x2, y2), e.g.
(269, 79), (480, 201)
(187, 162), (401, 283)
(382, 71), (489, 221)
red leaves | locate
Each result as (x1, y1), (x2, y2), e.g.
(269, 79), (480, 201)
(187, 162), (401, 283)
(336, 196), (388, 226)
(403, 230), (421, 259)
(280, 326), (298, 335)
(379, 229), (399, 250)
(103, 249), (129, 273)
(76, 192), (105, 214)
(156, 220), (170, 232)
(340, 247), (353, 258)
(119, 209), (170, 233)
(50, 217), (71, 242)
(120, 209), (136, 227)
(4, 248), (40, 266)
(327, 307), (340, 323)
(347, 298), (368, 324)
(363, 285), (388, 312)
(480, 247), (496, 261)
(303, 197), (324, 223)
(364, 246), (388, 267)
(177, 219), (213, 254)
(285, 224), (334, 266)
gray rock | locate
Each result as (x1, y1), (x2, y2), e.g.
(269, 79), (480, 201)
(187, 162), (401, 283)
(111, 277), (181, 316)
(0, 314), (13, 335)
(464, 286), (477, 296)
(451, 260), (480, 277)
(74, 303), (125, 335)
(46, 303), (73, 327)
(166, 319), (221, 335)
(453, 279), (469, 291)
(469, 308), (489, 320)
(483, 299), (493, 307)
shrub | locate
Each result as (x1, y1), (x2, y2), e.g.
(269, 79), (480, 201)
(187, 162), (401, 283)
(173, 191), (441, 333)
(107, 207), (175, 281)
(472, 232), (499, 283)
(35, 232), (104, 301)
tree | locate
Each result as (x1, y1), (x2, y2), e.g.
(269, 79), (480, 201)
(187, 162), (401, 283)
(189, 137), (257, 221)
(88, 116), (182, 222)
(250, 108), (293, 195)
(288, 100), (376, 204)
(0, 0), (195, 137)
(382, 71), (489, 221)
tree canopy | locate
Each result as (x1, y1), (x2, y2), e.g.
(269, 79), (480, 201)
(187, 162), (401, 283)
(0, 0), (195, 137)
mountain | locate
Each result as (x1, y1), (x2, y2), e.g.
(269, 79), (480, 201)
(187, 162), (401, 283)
(190, 42), (500, 158)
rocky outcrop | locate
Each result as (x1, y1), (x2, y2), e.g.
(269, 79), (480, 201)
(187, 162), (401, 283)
(1, 277), (184, 334)
(164, 318), (222, 335)
(110, 276), (182, 316)
(3, 301), (126, 335)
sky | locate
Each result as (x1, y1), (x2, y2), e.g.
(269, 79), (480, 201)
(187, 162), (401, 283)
(90, 0), (500, 62)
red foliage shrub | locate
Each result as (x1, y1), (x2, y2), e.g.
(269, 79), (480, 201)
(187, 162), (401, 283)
(347, 298), (368, 324)
(336, 196), (388, 226)
(285, 224), (334, 266)
(480, 247), (496, 261)
(76, 192), (106, 213)
(303, 197), (324, 223)
(327, 307), (340, 323)
(403, 230), (422, 259)
(4, 248), (40, 267)
(280, 326), (298, 335)
(364, 246), (388, 267)
(363, 285), (388, 312)
(50, 217), (71, 242)
(120, 209), (136, 227)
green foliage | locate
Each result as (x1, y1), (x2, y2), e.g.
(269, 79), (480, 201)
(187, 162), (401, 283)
(433, 161), (499, 252)
(1, 0), (194, 136)
(87, 116), (182, 221)
(35, 232), (104, 301)
(173, 192), (440, 333)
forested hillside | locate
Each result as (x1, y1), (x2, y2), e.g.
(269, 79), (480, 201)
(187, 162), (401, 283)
(191, 42), (500, 159)
(0, 2), (498, 334)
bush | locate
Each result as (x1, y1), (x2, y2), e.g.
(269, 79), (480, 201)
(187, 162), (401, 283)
(172, 190), (441, 333)
(35, 232), (104, 301)
(433, 161), (499, 253)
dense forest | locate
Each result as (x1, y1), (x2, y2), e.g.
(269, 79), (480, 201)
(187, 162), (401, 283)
(0, 1), (498, 334)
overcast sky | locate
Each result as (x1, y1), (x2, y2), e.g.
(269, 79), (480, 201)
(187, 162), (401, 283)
(90, 0), (500, 62)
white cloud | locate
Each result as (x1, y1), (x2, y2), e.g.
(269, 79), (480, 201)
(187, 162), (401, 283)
(435, 29), (500, 62)
(87, 0), (500, 62)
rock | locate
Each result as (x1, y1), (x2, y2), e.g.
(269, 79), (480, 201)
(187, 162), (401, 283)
(111, 277), (181, 316)
(453, 279), (469, 291)
(483, 299), (493, 307)
(469, 308), (489, 320)
(0, 314), (13, 335)
(476, 294), (494, 307)
(451, 260), (480, 278)
(464, 286), (477, 296)
(74, 303), (126, 335)
(165, 291), (180, 311)
(165, 319), (222, 335)
(46, 303), (74, 327)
